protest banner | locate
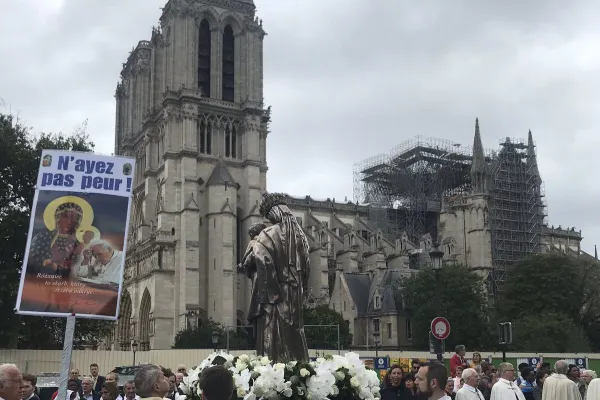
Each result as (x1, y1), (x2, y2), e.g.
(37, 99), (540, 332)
(15, 150), (135, 320)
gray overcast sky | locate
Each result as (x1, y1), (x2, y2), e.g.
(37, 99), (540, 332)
(1, 0), (599, 253)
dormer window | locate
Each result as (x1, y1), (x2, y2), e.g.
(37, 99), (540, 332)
(374, 295), (381, 310)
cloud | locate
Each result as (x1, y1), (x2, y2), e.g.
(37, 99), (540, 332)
(1, 0), (598, 252)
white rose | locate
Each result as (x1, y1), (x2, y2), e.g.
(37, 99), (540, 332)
(236, 361), (248, 371)
(332, 386), (339, 396)
(237, 388), (246, 397)
(282, 388), (293, 397)
(299, 368), (310, 377)
(274, 363), (285, 370)
(350, 377), (360, 387)
(240, 354), (250, 362)
(335, 371), (345, 381)
(260, 356), (270, 366)
(371, 386), (380, 394)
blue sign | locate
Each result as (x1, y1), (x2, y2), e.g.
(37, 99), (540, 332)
(575, 358), (588, 369)
(373, 357), (389, 370)
(528, 358), (541, 367)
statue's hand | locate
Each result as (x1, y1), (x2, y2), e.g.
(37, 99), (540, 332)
(237, 263), (246, 274)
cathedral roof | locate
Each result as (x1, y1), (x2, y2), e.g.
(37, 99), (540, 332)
(344, 273), (371, 314)
(206, 159), (237, 188)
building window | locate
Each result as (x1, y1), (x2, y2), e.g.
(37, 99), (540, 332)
(387, 322), (392, 339)
(374, 295), (381, 310)
(343, 301), (346, 312)
(222, 25), (234, 102)
(406, 318), (413, 340)
(198, 120), (212, 154)
(373, 318), (380, 333)
(231, 125), (237, 158)
(198, 19), (211, 97)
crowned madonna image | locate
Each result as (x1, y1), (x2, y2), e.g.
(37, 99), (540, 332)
(238, 191), (311, 363)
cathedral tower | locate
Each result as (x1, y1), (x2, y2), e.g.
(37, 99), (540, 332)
(114, 0), (269, 349)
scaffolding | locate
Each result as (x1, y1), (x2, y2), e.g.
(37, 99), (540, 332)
(353, 136), (479, 242)
(489, 137), (546, 291)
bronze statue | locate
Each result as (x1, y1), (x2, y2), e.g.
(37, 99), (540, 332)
(237, 192), (310, 362)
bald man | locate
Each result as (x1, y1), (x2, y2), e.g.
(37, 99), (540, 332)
(0, 364), (23, 400)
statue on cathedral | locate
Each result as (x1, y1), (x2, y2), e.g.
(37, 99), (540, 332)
(237, 192), (310, 362)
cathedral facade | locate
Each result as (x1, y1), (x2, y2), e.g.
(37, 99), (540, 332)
(113, 0), (586, 350)
(113, 0), (268, 350)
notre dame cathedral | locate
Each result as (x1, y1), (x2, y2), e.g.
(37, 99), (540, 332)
(112, 0), (587, 350)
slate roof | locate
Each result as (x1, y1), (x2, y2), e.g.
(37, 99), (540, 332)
(207, 159), (237, 187)
(343, 269), (410, 317)
(344, 273), (370, 314)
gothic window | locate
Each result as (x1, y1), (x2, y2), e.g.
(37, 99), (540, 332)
(222, 25), (235, 102)
(198, 119), (212, 154)
(406, 318), (413, 340)
(225, 123), (231, 157)
(157, 136), (162, 165)
(198, 19), (211, 97)
(374, 295), (381, 310)
(231, 125), (237, 158)
(387, 322), (392, 339)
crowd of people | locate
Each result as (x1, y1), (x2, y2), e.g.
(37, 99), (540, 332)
(0, 363), (189, 400)
(1, 355), (600, 400)
(381, 349), (600, 400)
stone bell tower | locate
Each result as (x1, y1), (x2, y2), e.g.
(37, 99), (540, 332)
(114, 0), (270, 348)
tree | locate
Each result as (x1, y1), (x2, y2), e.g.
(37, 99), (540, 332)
(0, 114), (113, 349)
(511, 312), (591, 353)
(500, 253), (600, 351)
(304, 305), (352, 349)
(172, 319), (252, 350)
(398, 264), (492, 350)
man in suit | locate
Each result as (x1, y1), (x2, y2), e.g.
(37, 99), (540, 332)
(21, 373), (40, 400)
(80, 377), (101, 400)
(90, 364), (105, 393)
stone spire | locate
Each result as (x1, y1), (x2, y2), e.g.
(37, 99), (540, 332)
(470, 118), (487, 194)
(527, 130), (542, 185)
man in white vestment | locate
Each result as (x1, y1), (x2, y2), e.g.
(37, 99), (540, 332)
(491, 363), (525, 400)
(542, 360), (582, 400)
(72, 239), (123, 285)
(457, 368), (484, 400)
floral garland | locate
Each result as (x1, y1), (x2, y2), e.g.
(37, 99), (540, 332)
(178, 352), (381, 400)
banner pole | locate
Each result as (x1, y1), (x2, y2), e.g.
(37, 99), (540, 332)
(57, 314), (77, 400)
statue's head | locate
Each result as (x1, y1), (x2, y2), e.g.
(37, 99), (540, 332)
(259, 192), (288, 222)
(248, 223), (267, 239)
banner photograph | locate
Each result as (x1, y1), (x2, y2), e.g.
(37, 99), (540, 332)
(15, 150), (135, 320)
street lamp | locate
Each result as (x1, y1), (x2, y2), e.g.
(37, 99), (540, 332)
(131, 339), (138, 365)
(211, 331), (220, 352)
(429, 243), (444, 362)
(373, 331), (381, 358)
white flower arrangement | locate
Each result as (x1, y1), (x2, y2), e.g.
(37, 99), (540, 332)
(177, 352), (381, 400)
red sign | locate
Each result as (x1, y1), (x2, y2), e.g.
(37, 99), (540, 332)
(431, 317), (451, 340)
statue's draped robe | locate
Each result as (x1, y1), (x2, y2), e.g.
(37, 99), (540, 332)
(28, 230), (81, 278)
(248, 220), (310, 362)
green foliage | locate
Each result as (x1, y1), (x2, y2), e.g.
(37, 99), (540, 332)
(304, 305), (352, 349)
(0, 113), (112, 349)
(500, 253), (600, 351)
(398, 264), (492, 350)
(172, 319), (253, 350)
(511, 312), (591, 353)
